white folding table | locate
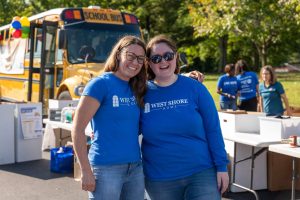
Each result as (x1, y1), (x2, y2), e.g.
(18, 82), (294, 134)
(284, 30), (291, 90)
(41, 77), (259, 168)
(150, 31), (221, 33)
(223, 132), (281, 200)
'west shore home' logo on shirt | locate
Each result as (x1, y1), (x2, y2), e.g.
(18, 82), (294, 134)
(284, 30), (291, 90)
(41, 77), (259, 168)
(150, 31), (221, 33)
(144, 98), (189, 113)
(112, 95), (137, 107)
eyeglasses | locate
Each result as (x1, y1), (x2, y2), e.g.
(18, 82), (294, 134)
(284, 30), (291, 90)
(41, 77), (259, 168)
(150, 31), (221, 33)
(123, 51), (145, 64)
(149, 52), (175, 64)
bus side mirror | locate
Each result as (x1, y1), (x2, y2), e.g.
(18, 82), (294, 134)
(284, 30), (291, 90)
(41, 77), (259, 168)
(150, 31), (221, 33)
(58, 30), (66, 49)
(179, 52), (188, 69)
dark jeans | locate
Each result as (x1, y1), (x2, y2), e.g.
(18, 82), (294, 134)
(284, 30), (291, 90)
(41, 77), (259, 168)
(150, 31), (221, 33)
(238, 96), (257, 111)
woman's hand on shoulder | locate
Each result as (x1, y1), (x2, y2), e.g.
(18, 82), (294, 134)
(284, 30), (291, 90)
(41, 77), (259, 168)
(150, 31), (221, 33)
(184, 70), (205, 82)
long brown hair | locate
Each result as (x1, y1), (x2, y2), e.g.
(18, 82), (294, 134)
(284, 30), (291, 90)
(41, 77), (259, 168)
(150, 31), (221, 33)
(104, 35), (147, 107)
(146, 35), (180, 80)
(260, 65), (277, 84)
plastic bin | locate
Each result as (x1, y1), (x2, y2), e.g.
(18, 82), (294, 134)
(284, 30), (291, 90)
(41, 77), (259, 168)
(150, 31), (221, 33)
(259, 116), (300, 140)
(50, 146), (74, 173)
(218, 112), (265, 134)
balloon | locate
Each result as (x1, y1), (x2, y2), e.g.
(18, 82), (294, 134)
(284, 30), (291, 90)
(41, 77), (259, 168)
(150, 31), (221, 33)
(22, 26), (30, 34)
(12, 29), (22, 38)
(20, 17), (30, 26)
(12, 16), (20, 21)
(11, 20), (21, 30)
(21, 33), (28, 39)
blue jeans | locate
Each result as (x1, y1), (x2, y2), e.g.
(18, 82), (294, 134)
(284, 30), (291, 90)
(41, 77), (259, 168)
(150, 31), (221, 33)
(145, 168), (221, 200)
(220, 100), (237, 111)
(88, 161), (145, 200)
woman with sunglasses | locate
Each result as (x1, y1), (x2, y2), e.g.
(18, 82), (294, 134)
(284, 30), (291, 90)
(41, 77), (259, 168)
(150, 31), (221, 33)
(140, 35), (229, 200)
(71, 35), (147, 200)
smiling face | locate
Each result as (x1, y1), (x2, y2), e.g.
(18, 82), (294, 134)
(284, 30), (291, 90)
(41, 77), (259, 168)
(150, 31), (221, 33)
(262, 68), (271, 83)
(149, 42), (177, 82)
(114, 44), (145, 81)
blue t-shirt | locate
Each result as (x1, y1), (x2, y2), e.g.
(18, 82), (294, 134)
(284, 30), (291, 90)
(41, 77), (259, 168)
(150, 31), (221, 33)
(237, 71), (258, 101)
(140, 75), (228, 181)
(259, 81), (285, 116)
(217, 74), (239, 102)
(83, 72), (141, 165)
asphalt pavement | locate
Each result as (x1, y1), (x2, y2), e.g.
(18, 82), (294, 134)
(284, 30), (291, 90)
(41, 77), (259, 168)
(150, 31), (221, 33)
(0, 151), (298, 200)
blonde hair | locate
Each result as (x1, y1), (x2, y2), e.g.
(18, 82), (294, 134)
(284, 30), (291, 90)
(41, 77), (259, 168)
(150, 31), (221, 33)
(104, 35), (147, 107)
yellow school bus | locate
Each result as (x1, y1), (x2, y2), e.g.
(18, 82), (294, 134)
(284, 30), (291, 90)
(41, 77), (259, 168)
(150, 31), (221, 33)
(0, 6), (142, 108)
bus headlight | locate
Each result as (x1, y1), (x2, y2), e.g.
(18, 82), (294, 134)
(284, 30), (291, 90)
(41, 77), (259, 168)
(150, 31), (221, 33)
(74, 85), (85, 96)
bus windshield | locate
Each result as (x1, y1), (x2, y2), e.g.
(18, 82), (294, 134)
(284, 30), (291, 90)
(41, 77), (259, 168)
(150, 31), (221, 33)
(66, 23), (141, 64)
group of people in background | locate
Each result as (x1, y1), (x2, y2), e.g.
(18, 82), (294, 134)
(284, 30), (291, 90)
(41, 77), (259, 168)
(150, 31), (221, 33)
(72, 35), (229, 200)
(217, 59), (291, 116)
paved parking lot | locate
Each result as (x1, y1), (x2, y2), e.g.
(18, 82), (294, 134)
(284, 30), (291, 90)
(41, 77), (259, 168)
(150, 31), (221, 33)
(0, 151), (298, 200)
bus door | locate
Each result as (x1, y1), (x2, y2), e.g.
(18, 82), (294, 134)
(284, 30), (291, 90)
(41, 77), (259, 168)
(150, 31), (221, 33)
(28, 21), (58, 105)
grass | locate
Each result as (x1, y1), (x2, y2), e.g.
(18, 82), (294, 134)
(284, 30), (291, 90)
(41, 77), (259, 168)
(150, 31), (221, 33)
(202, 72), (300, 111)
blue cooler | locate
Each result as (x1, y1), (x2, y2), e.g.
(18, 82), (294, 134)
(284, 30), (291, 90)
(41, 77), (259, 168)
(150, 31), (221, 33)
(50, 146), (74, 173)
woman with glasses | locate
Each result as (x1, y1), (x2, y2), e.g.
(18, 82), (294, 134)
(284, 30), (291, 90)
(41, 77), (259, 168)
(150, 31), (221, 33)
(140, 35), (229, 200)
(259, 65), (291, 116)
(71, 35), (147, 200)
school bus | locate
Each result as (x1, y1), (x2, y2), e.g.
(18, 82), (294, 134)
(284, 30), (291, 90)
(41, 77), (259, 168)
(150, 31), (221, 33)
(0, 6), (142, 109)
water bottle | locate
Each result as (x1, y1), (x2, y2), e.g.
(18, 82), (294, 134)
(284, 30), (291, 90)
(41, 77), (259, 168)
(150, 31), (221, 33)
(61, 104), (76, 123)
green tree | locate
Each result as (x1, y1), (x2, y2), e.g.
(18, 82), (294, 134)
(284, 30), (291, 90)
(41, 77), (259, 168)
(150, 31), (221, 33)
(189, 0), (300, 68)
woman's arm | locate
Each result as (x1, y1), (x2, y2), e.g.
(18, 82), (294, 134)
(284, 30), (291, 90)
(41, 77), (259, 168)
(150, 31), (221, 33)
(281, 93), (292, 116)
(258, 96), (263, 113)
(256, 83), (260, 111)
(71, 96), (100, 192)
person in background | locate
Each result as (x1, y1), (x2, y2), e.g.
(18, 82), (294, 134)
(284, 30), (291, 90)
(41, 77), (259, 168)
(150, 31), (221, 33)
(235, 59), (259, 111)
(259, 65), (292, 116)
(217, 63), (239, 111)
(140, 35), (229, 200)
(71, 35), (147, 200)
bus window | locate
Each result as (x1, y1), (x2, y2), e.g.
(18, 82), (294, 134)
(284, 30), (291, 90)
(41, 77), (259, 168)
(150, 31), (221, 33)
(34, 28), (43, 59)
(65, 23), (141, 64)
(56, 49), (63, 63)
(44, 26), (57, 67)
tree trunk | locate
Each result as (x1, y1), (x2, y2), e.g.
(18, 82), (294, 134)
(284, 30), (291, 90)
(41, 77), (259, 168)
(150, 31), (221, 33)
(219, 35), (228, 72)
(252, 42), (260, 71)
(254, 43), (267, 69)
(261, 44), (267, 67)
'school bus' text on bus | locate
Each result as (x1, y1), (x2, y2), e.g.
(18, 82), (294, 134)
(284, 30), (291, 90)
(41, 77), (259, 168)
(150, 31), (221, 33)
(0, 6), (141, 112)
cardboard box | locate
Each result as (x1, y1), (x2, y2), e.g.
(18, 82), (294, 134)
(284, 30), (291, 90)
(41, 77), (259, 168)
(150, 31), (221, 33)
(48, 99), (79, 109)
(53, 128), (72, 147)
(268, 151), (300, 191)
(259, 117), (300, 140)
(74, 155), (81, 181)
(224, 140), (267, 192)
(218, 112), (266, 134)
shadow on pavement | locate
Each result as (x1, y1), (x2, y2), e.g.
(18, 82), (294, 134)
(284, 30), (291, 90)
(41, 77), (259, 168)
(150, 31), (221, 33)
(0, 157), (73, 180)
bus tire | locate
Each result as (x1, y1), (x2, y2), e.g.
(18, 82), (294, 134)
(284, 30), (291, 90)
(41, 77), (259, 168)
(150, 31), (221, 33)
(58, 91), (72, 100)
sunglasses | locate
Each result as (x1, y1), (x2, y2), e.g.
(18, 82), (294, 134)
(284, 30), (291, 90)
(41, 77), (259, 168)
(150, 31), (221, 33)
(123, 51), (145, 64)
(149, 52), (175, 64)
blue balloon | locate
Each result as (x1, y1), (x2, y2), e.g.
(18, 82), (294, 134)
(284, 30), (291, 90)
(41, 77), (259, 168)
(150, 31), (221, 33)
(12, 21), (21, 30)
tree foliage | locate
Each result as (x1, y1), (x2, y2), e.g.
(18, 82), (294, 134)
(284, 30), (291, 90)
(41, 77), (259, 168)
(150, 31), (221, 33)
(189, 0), (300, 68)
(1, 0), (300, 72)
